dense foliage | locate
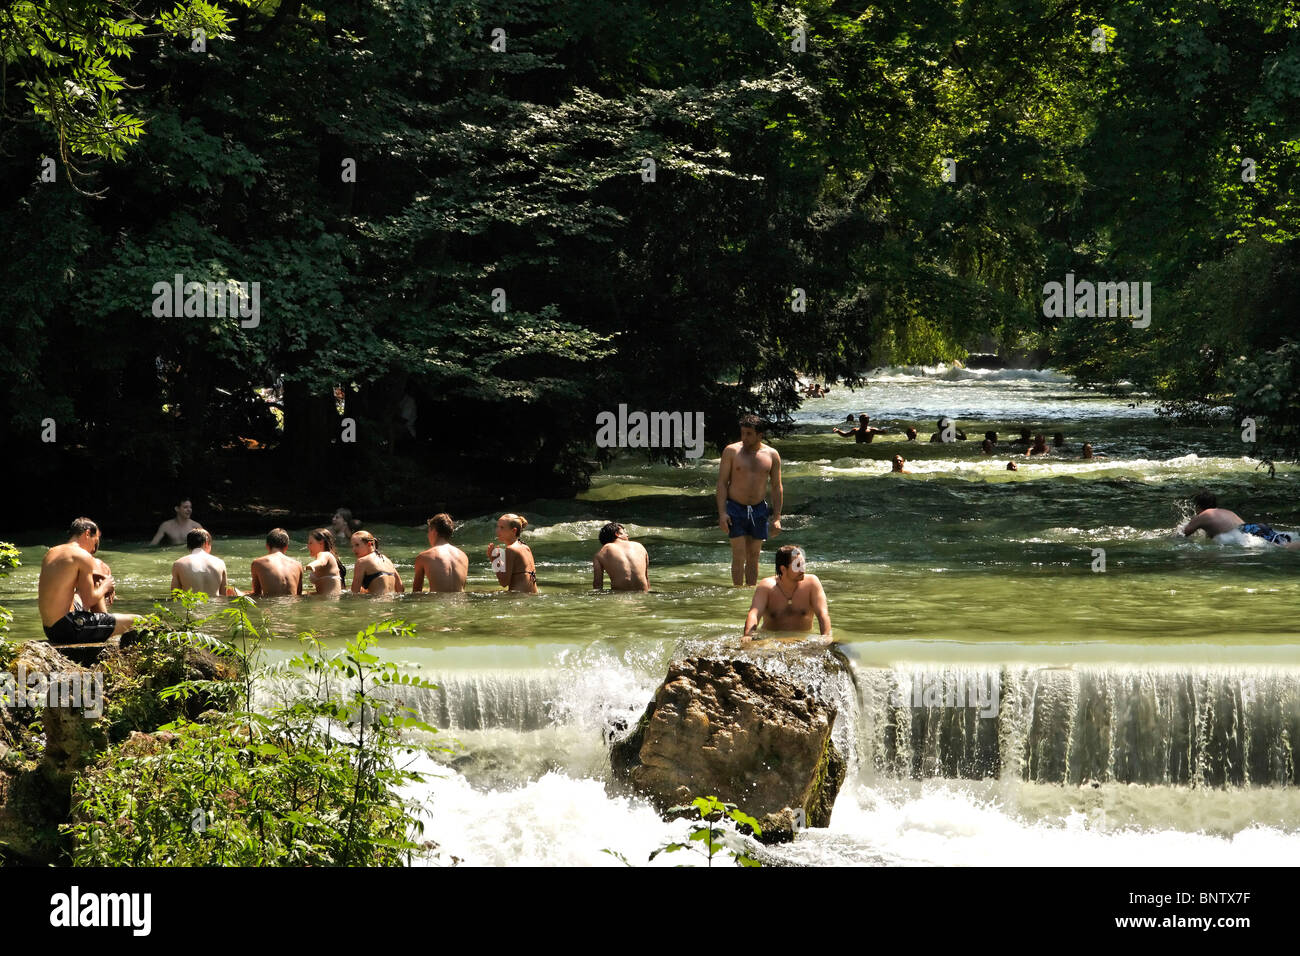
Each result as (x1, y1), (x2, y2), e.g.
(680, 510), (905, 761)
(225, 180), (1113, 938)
(4, 0), (1300, 524)
(68, 594), (443, 866)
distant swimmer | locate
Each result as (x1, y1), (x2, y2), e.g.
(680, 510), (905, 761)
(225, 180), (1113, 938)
(171, 529), (231, 597)
(929, 417), (967, 442)
(742, 546), (832, 645)
(413, 513), (468, 593)
(1013, 428), (1032, 446)
(593, 522), (650, 591)
(905, 427), (918, 442)
(149, 498), (202, 546)
(1053, 432), (1070, 451)
(1006, 461), (1018, 471)
(984, 430), (998, 445)
(252, 528), (304, 596)
(1181, 490), (1298, 546)
(1081, 443), (1094, 459)
(488, 513), (538, 593)
(833, 414), (886, 444)
(38, 518), (138, 645)
(717, 414), (784, 586)
(1025, 433), (1049, 456)
(891, 454), (911, 474)
(981, 439), (994, 455)
(331, 508), (362, 542)
(306, 528), (347, 596)
(351, 530), (404, 594)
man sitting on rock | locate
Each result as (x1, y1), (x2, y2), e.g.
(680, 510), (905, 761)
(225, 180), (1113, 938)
(38, 518), (138, 645)
(742, 545), (832, 644)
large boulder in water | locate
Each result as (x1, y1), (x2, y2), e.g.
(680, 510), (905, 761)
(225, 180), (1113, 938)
(609, 655), (846, 844)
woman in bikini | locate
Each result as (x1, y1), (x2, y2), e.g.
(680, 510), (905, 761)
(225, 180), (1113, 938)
(488, 513), (538, 594)
(350, 530), (405, 595)
(306, 528), (346, 596)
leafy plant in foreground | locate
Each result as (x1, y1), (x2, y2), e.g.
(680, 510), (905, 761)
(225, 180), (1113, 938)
(647, 795), (763, 868)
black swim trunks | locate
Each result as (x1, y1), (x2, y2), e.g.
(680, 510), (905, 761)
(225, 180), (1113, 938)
(43, 610), (116, 645)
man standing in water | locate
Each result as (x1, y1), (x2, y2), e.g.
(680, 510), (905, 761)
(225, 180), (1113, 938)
(38, 518), (138, 644)
(149, 498), (203, 546)
(592, 522), (650, 591)
(717, 414), (783, 586)
(251, 528), (304, 595)
(413, 513), (468, 592)
(171, 529), (232, 597)
(742, 545), (832, 644)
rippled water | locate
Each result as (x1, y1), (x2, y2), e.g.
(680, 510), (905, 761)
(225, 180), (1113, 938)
(5, 365), (1299, 865)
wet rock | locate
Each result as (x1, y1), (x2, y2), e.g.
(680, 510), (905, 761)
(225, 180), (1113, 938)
(610, 655), (846, 844)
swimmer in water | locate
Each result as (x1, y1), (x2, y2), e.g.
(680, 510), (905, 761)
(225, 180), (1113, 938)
(890, 454), (911, 474)
(171, 528), (232, 597)
(905, 427), (918, 442)
(351, 530), (404, 594)
(1181, 490), (1299, 546)
(149, 498), (202, 546)
(1006, 461), (1018, 471)
(592, 522), (650, 591)
(741, 545), (832, 644)
(489, 513), (538, 593)
(251, 528), (304, 596)
(833, 414), (886, 444)
(306, 528), (347, 596)
(1025, 433), (1049, 456)
(413, 513), (468, 593)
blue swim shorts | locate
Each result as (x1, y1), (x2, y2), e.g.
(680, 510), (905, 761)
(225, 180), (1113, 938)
(726, 499), (770, 540)
(1239, 523), (1294, 545)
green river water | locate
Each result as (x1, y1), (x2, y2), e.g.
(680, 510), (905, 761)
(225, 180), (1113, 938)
(5, 366), (1299, 865)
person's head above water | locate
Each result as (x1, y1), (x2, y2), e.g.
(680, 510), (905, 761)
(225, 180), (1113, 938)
(175, 499), (193, 520)
(186, 528), (211, 552)
(905, 427), (918, 441)
(1053, 432), (1065, 446)
(599, 522), (626, 546)
(774, 544), (806, 580)
(1019, 428), (1031, 441)
(1006, 461), (1018, 471)
(496, 513), (529, 543)
(1082, 442), (1093, 459)
(426, 513), (455, 543)
(981, 439), (993, 454)
(68, 517), (101, 551)
(350, 530), (381, 554)
(1193, 489), (1217, 513)
(985, 430), (997, 443)
(891, 455), (906, 472)
(266, 528), (290, 552)
(859, 414), (870, 427)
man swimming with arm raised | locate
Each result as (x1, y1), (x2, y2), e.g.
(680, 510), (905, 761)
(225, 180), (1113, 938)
(741, 545), (832, 645)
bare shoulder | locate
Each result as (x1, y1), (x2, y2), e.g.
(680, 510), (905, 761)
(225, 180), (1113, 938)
(764, 443), (782, 463)
(722, 441), (742, 457)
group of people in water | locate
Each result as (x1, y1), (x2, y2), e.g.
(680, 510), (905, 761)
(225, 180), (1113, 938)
(834, 414), (1098, 473)
(34, 413), (1292, 651)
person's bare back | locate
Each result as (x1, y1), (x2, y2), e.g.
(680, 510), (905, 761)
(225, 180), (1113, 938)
(251, 551), (303, 596)
(414, 543), (468, 593)
(1183, 507), (1245, 538)
(594, 538), (650, 591)
(172, 550), (228, 597)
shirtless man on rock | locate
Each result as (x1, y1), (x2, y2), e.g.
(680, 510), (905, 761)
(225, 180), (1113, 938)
(38, 518), (137, 645)
(742, 545), (832, 645)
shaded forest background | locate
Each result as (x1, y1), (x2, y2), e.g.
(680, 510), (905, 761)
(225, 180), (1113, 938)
(2, 0), (1299, 531)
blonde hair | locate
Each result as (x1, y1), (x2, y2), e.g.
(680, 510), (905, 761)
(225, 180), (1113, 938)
(351, 529), (381, 554)
(499, 513), (528, 538)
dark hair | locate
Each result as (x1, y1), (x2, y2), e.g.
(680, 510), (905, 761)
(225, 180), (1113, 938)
(68, 517), (99, 539)
(310, 528), (347, 584)
(985, 431), (997, 443)
(177, 498), (192, 507)
(1020, 428), (1031, 439)
(1193, 490), (1217, 512)
(267, 528), (290, 549)
(738, 413), (764, 433)
(1053, 432), (1065, 445)
(774, 544), (802, 573)
(334, 508), (360, 531)
(859, 414), (869, 425)
(599, 522), (624, 546)
(186, 528), (211, 550)
(427, 513), (455, 540)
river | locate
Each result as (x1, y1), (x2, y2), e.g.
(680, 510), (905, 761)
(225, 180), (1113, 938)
(4, 365), (1299, 865)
